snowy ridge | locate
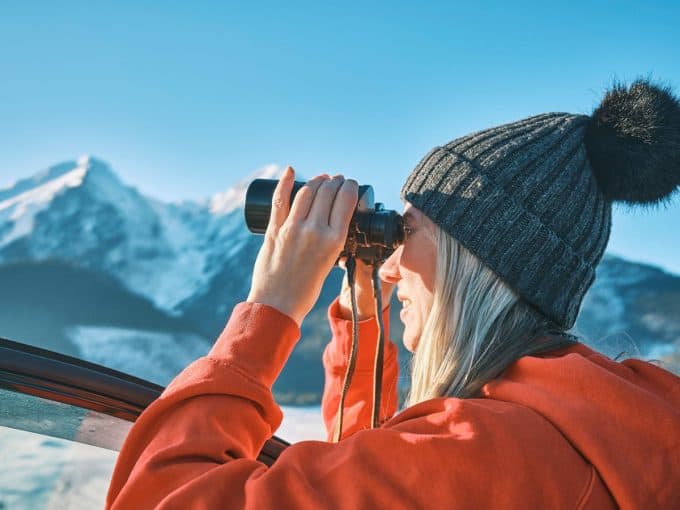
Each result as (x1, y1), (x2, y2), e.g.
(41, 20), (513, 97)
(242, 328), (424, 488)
(67, 325), (211, 385)
(209, 163), (283, 215)
(574, 253), (680, 363)
(0, 157), (280, 312)
(0, 160), (77, 202)
(0, 157), (90, 245)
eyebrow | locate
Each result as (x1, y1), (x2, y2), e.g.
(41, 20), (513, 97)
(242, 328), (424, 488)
(402, 211), (417, 223)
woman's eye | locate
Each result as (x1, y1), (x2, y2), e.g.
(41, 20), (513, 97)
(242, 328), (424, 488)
(403, 226), (414, 238)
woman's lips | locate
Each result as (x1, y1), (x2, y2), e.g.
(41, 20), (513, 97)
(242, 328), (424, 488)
(397, 293), (410, 305)
(398, 295), (410, 321)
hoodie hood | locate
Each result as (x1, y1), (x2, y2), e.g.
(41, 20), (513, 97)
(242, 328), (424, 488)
(483, 343), (680, 509)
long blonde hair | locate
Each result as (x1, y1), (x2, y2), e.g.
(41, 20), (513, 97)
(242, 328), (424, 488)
(407, 227), (576, 406)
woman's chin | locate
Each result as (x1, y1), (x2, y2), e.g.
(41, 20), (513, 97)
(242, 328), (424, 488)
(402, 330), (418, 353)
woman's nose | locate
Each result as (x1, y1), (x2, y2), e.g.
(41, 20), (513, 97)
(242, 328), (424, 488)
(379, 245), (402, 284)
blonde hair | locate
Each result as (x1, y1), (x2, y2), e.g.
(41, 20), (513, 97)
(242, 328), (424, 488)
(407, 227), (576, 406)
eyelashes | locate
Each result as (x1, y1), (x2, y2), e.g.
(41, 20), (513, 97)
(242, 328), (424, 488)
(403, 225), (415, 238)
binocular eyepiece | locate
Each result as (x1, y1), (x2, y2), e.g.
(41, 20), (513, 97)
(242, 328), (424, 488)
(244, 179), (404, 265)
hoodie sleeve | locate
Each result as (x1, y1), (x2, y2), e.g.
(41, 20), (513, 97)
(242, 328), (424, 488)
(105, 301), (615, 509)
(321, 297), (399, 441)
(105, 301), (298, 509)
(105, 301), (403, 510)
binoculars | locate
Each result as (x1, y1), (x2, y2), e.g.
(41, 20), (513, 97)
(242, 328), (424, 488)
(244, 179), (404, 265)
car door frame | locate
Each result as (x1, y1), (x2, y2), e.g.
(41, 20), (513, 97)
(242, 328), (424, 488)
(0, 336), (288, 466)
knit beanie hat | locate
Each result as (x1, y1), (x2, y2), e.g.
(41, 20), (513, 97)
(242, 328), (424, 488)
(401, 80), (680, 329)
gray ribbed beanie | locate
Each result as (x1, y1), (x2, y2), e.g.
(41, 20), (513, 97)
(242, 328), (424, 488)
(401, 80), (680, 329)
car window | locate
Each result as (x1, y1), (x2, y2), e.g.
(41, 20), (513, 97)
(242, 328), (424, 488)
(0, 388), (124, 509)
(0, 336), (318, 507)
(0, 388), (133, 450)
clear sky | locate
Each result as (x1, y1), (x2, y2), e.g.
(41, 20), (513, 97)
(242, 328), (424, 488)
(1, 1), (679, 273)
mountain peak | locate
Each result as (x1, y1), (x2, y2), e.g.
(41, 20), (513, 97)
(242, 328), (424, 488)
(77, 154), (113, 173)
(0, 156), (118, 204)
(0, 156), (127, 247)
(77, 154), (91, 166)
(76, 155), (119, 183)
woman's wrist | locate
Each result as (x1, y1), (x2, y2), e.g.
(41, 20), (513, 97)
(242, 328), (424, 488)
(246, 292), (304, 326)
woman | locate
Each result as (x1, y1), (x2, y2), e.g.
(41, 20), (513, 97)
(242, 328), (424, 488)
(107, 80), (680, 509)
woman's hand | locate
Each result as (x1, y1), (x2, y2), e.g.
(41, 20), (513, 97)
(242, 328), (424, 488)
(247, 167), (359, 326)
(337, 258), (395, 321)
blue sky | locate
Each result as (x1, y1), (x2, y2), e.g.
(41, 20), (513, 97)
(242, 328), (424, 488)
(1, 1), (679, 273)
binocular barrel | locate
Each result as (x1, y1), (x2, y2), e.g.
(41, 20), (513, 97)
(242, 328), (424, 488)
(244, 179), (306, 234)
(244, 179), (403, 257)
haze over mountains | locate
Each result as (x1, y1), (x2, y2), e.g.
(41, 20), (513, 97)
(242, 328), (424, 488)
(1, 157), (678, 403)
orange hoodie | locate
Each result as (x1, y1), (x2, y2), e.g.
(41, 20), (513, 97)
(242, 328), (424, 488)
(106, 300), (680, 509)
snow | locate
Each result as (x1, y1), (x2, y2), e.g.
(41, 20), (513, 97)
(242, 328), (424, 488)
(0, 155), (130, 248)
(578, 269), (628, 335)
(579, 254), (660, 337)
(138, 199), (215, 311)
(0, 427), (117, 510)
(0, 160), (88, 215)
(67, 326), (212, 386)
(0, 158), (287, 314)
(0, 157), (280, 313)
(76, 155), (90, 167)
(0, 161), (76, 202)
(0, 162), (87, 245)
(279, 406), (326, 442)
(209, 163), (282, 215)
(0, 406), (325, 509)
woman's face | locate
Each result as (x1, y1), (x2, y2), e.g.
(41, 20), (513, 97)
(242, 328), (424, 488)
(379, 203), (437, 352)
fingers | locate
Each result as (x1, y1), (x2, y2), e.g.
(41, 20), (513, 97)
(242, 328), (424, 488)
(288, 174), (329, 223)
(308, 175), (346, 226)
(329, 179), (358, 230)
(267, 166), (295, 233)
(286, 173), (357, 240)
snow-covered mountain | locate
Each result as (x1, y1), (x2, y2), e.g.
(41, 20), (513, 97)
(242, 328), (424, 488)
(0, 156), (278, 312)
(1, 157), (679, 402)
(576, 254), (680, 368)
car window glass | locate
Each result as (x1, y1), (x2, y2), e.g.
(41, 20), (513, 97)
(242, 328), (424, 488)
(0, 387), (133, 451)
(0, 387), (132, 509)
(0, 426), (115, 509)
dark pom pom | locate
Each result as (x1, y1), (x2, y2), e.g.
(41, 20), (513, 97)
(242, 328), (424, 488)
(584, 79), (680, 205)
